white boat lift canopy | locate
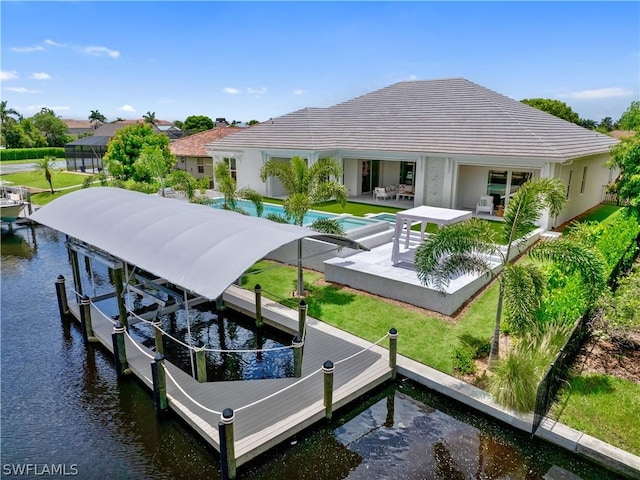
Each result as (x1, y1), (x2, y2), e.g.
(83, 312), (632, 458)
(31, 187), (367, 300)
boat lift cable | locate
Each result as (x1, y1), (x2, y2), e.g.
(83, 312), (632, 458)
(124, 304), (302, 353)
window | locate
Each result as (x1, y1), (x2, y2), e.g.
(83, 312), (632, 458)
(566, 170), (573, 200)
(580, 166), (588, 194)
(487, 170), (532, 207)
(224, 157), (237, 181)
(197, 159), (204, 174)
(399, 161), (415, 186)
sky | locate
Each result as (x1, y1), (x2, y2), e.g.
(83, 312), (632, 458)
(1, 1), (639, 124)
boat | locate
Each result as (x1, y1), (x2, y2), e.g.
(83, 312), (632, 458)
(1, 183), (28, 223)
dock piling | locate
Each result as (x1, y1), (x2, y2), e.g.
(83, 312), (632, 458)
(79, 295), (95, 344)
(388, 328), (398, 380)
(151, 353), (168, 416)
(323, 360), (335, 419)
(254, 284), (262, 327)
(112, 322), (129, 376)
(219, 408), (236, 480)
(292, 336), (303, 377)
(298, 300), (307, 338)
(153, 319), (164, 355)
(55, 275), (69, 320)
(195, 341), (207, 383)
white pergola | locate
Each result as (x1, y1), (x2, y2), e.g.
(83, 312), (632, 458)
(391, 205), (472, 265)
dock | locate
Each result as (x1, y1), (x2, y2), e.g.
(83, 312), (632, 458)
(67, 284), (394, 469)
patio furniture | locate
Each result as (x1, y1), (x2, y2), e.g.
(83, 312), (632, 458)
(374, 186), (396, 200)
(396, 184), (415, 201)
(476, 195), (493, 215)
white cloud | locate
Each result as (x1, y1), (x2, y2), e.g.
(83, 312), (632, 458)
(5, 87), (39, 94)
(44, 39), (64, 47)
(223, 87), (240, 94)
(247, 87), (267, 95)
(84, 46), (120, 58)
(0, 71), (18, 81)
(562, 87), (634, 100)
(31, 72), (52, 80)
(119, 104), (136, 112)
(293, 89), (305, 96)
(11, 45), (45, 53)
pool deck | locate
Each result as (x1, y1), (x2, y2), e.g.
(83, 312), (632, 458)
(67, 285), (393, 469)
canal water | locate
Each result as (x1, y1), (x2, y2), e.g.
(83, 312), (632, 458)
(1, 225), (623, 479)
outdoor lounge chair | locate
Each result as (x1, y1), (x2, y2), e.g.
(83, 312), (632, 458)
(374, 186), (396, 200)
(476, 195), (494, 215)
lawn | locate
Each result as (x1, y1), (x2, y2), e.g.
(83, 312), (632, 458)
(560, 204), (623, 234)
(241, 259), (497, 374)
(30, 187), (83, 205)
(551, 373), (640, 456)
(0, 170), (89, 191)
(0, 157), (65, 166)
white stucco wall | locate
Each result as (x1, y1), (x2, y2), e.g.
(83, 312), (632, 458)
(424, 157), (446, 207)
(457, 165), (491, 210)
(555, 153), (611, 227)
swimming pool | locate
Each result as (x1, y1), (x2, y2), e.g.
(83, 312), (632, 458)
(209, 198), (388, 234)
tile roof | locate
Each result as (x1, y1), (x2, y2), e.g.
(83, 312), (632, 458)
(208, 78), (618, 161)
(170, 127), (243, 157)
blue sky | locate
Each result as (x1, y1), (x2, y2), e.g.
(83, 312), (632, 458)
(1, 1), (638, 124)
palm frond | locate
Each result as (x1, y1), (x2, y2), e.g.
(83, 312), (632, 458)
(502, 263), (545, 334)
(238, 187), (264, 217)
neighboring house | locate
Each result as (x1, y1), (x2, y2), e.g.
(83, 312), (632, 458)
(206, 78), (619, 229)
(62, 119), (95, 137)
(65, 120), (177, 173)
(170, 127), (242, 188)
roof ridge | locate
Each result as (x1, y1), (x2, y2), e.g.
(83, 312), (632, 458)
(465, 79), (566, 159)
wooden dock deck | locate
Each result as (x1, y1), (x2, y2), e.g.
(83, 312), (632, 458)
(68, 285), (393, 468)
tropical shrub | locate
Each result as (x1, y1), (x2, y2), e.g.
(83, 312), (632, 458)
(0, 147), (64, 161)
(310, 218), (345, 236)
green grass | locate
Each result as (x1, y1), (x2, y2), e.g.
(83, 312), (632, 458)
(0, 157), (65, 166)
(241, 259), (497, 374)
(0, 170), (88, 190)
(30, 186), (83, 205)
(562, 204), (624, 234)
(552, 373), (640, 455)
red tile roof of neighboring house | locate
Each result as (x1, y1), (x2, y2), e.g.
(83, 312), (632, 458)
(610, 130), (637, 139)
(170, 127), (242, 157)
(62, 119), (94, 129)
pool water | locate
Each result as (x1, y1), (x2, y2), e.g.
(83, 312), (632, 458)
(209, 198), (386, 233)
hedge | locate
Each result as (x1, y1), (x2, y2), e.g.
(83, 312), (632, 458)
(0, 148), (65, 161)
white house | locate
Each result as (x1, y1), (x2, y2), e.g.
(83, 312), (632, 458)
(205, 78), (618, 229)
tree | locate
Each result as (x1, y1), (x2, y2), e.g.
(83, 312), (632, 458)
(213, 161), (263, 215)
(606, 131), (640, 213)
(520, 98), (581, 125)
(31, 108), (72, 146)
(579, 118), (597, 130)
(414, 178), (605, 366)
(88, 110), (107, 129)
(247, 120), (260, 126)
(259, 156), (347, 225)
(617, 101), (640, 131)
(182, 115), (214, 135)
(143, 111), (157, 127)
(166, 170), (208, 202)
(103, 123), (173, 181)
(598, 116), (614, 132)
(0, 100), (21, 126)
(18, 119), (48, 147)
(33, 156), (57, 193)
(134, 145), (175, 189)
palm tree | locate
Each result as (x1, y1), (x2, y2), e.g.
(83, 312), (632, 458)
(143, 111), (157, 127)
(414, 178), (606, 367)
(259, 156), (347, 225)
(88, 110), (107, 129)
(0, 100), (21, 126)
(214, 161), (263, 215)
(33, 156), (57, 194)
